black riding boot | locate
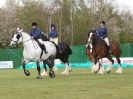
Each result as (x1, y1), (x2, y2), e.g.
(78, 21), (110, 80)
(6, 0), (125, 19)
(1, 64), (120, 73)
(108, 46), (112, 53)
(41, 44), (48, 54)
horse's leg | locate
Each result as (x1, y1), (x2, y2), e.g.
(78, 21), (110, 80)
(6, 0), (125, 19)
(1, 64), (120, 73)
(61, 62), (72, 75)
(22, 59), (30, 76)
(67, 62), (72, 72)
(52, 59), (58, 71)
(92, 58), (100, 73)
(98, 59), (105, 74)
(106, 55), (114, 73)
(41, 61), (48, 77)
(60, 56), (72, 75)
(116, 57), (123, 74)
(47, 56), (56, 78)
(36, 60), (42, 79)
(43, 61), (47, 72)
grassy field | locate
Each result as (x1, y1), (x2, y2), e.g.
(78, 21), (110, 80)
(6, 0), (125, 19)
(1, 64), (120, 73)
(0, 68), (133, 99)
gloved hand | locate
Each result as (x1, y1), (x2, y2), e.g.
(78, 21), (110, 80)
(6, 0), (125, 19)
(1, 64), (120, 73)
(101, 37), (103, 39)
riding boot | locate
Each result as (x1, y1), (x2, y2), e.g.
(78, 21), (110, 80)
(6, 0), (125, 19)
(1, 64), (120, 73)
(41, 44), (48, 54)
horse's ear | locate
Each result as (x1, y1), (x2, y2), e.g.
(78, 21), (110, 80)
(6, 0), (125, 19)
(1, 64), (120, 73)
(18, 29), (23, 33)
(17, 27), (20, 31)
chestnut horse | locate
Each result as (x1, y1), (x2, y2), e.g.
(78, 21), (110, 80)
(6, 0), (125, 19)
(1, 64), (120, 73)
(86, 30), (122, 74)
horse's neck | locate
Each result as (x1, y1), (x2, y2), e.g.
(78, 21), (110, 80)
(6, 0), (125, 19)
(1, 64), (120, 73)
(21, 32), (33, 48)
(22, 32), (31, 41)
(92, 35), (104, 46)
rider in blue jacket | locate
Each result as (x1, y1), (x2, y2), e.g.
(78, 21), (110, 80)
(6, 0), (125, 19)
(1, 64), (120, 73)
(31, 25), (41, 39)
(49, 30), (58, 38)
(97, 21), (111, 53)
(49, 24), (58, 45)
(30, 22), (47, 54)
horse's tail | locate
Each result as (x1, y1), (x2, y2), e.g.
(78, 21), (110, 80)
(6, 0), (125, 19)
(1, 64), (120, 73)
(68, 46), (72, 55)
(59, 42), (72, 55)
(65, 43), (72, 55)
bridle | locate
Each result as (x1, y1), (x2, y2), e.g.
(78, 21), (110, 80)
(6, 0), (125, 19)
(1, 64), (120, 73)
(11, 32), (32, 45)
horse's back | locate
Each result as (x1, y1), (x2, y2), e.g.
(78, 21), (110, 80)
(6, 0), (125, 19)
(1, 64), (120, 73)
(44, 41), (57, 55)
(58, 42), (72, 55)
(110, 41), (121, 56)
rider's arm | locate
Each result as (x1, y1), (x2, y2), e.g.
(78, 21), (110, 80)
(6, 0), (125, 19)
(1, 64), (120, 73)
(50, 31), (58, 38)
(96, 29), (100, 36)
(102, 28), (108, 39)
(32, 29), (41, 39)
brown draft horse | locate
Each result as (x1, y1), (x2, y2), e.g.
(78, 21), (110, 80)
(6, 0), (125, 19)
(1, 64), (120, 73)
(86, 30), (122, 74)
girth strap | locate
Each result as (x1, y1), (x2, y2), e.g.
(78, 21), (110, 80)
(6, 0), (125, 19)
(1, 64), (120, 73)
(35, 39), (43, 58)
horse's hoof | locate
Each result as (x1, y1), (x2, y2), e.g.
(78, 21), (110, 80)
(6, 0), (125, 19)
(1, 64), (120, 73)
(106, 70), (111, 73)
(49, 70), (55, 78)
(41, 72), (48, 77)
(36, 76), (42, 79)
(25, 70), (30, 76)
(106, 67), (112, 74)
(98, 71), (104, 75)
(61, 71), (70, 75)
(116, 67), (123, 74)
(68, 69), (72, 72)
(92, 66), (99, 73)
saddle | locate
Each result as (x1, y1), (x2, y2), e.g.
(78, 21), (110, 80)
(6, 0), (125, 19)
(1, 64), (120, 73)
(41, 32), (49, 41)
(34, 39), (46, 58)
(102, 39), (112, 54)
(91, 38), (112, 54)
(51, 41), (59, 52)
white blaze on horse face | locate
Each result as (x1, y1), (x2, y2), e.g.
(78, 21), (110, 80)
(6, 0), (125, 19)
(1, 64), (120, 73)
(10, 33), (22, 46)
(10, 34), (18, 46)
(17, 34), (23, 44)
(88, 32), (93, 42)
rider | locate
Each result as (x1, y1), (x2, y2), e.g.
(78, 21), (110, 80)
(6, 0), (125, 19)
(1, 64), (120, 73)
(97, 21), (111, 53)
(49, 24), (58, 45)
(49, 24), (63, 53)
(30, 22), (48, 54)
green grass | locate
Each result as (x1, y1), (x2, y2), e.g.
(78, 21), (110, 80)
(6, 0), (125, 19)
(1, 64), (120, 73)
(0, 68), (133, 99)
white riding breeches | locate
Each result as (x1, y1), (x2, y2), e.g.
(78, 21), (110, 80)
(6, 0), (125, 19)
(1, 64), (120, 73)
(38, 39), (43, 44)
(104, 37), (110, 46)
(89, 43), (93, 53)
(50, 37), (58, 45)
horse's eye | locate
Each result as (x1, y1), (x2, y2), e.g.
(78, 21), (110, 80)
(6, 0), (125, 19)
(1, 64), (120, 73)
(16, 34), (21, 39)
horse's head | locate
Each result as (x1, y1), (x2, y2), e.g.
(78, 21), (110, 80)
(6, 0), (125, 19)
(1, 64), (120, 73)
(88, 28), (97, 43)
(10, 28), (23, 47)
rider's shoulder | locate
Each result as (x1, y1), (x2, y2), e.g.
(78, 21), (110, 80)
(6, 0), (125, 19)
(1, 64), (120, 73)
(101, 26), (107, 30)
(103, 26), (107, 29)
(36, 28), (41, 32)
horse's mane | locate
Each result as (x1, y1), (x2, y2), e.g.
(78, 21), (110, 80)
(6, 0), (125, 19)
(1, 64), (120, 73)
(22, 32), (31, 37)
(91, 30), (105, 46)
(22, 32), (49, 41)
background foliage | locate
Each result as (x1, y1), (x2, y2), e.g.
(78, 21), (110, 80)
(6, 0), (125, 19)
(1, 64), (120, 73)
(0, 0), (133, 48)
